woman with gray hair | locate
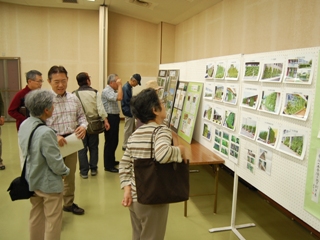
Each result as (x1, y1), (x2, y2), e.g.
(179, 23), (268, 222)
(18, 89), (70, 240)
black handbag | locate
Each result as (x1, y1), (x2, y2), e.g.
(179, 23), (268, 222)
(133, 127), (189, 205)
(7, 124), (44, 201)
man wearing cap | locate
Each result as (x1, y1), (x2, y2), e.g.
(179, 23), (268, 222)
(121, 74), (141, 151)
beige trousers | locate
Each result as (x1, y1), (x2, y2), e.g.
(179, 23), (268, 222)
(129, 202), (169, 240)
(63, 152), (77, 207)
(29, 190), (63, 240)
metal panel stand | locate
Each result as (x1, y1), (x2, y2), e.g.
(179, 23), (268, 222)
(208, 168), (255, 239)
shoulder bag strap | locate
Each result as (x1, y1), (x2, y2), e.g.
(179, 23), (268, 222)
(74, 90), (87, 115)
(149, 126), (162, 159)
(21, 123), (45, 178)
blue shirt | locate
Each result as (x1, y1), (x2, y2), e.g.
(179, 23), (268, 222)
(101, 85), (120, 114)
(121, 81), (133, 117)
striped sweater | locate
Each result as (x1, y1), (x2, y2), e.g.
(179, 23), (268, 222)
(119, 121), (182, 201)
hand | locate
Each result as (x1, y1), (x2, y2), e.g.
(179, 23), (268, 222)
(116, 78), (122, 87)
(74, 126), (86, 139)
(178, 145), (186, 160)
(57, 135), (67, 147)
(122, 186), (132, 207)
(0, 117), (4, 126)
(104, 118), (110, 131)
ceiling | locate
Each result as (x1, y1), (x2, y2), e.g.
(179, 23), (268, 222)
(0, 0), (222, 25)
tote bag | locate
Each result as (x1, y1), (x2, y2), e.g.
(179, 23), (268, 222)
(133, 127), (189, 204)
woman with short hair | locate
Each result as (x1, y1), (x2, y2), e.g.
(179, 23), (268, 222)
(119, 88), (186, 240)
(18, 89), (70, 240)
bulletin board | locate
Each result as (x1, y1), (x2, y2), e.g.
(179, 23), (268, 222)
(158, 69), (179, 126)
(160, 47), (320, 232)
(170, 81), (188, 133)
(177, 82), (203, 143)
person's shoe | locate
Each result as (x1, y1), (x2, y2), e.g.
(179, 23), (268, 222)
(91, 169), (97, 176)
(80, 173), (88, 179)
(105, 167), (119, 173)
(63, 203), (85, 215)
(114, 161), (119, 166)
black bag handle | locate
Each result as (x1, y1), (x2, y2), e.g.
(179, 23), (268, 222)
(21, 123), (45, 179)
(149, 126), (163, 159)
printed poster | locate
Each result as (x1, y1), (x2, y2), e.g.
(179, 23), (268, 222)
(284, 54), (314, 84)
(170, 81), (188, 132)
(177, 82), (203, 143)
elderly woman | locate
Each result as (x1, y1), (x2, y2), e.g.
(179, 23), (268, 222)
(120, 88), (186, 240)
(18, 89), (70, 240)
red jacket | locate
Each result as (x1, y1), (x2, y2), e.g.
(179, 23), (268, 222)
(8, 85), (31, 131)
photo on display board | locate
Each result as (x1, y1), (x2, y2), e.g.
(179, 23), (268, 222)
(276, 125), (309, 161)
(258, 88), (282, 115)
(202, 103), (213, 121)
(213, 127), (222, 153)
(170, 108), (182, 131)
(229, 134), (240, 164)
(258, 147), (273, 175)
(202, 122), (212, 141)
(174, 82), (188, 110)
(259, 59), (284, 83)
(205, 62), (215, 79)
(256, 119), (280, 149)
(239, 114), (258, 140)
(157, 70), (168, 100)
(280, 90), (310, 121)
(283, 55), (314, 84)
(212, 105), (225, 126)
(225, 59), (240, 80)
(242, 61), (262, 82)
(170, 82), (188, 133)
(245, 148), (257, 174)
(220, 131), (230, 157)
(214, 61), (226, 80)
(223, 84), (239, 105)
(222, 107), (237, 131)
(203, 82), (214, 100)
(213, 84), (224, 102)
(163, 70), (179, 126)
(240, 85), (260, 110)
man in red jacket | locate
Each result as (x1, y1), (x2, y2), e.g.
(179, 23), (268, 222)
(8, 70), (43, 131)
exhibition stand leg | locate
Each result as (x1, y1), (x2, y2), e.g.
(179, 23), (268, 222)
(208, 168), (255, 239)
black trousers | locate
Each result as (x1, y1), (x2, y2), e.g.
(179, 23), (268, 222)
(103, 114), (120, 169)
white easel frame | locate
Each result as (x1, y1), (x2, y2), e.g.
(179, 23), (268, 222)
(208, 167), (255, 239)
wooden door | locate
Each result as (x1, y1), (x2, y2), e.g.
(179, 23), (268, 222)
(0, 57), (21, 121)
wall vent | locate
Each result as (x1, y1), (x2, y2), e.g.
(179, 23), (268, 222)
(63, 0), (78, 3)
(128, 0), (153, 8)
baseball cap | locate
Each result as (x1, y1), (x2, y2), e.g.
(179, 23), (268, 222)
(132, 73), (141, 85)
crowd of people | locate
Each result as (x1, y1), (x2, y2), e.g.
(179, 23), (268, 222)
(2, 66), (185, 240)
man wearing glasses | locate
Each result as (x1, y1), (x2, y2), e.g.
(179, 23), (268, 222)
(8, 70), (43, 169)
(8, 70), (43, 131)
(46, 65), (87, 215)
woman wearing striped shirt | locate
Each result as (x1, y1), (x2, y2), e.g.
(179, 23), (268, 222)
(119, 88), (186, 240)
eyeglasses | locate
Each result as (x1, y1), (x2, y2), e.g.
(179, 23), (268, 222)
(52, 80), (68, 85)
(33, 80), (44, 83)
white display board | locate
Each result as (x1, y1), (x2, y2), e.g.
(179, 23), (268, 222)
(160, 47), (320, 232)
